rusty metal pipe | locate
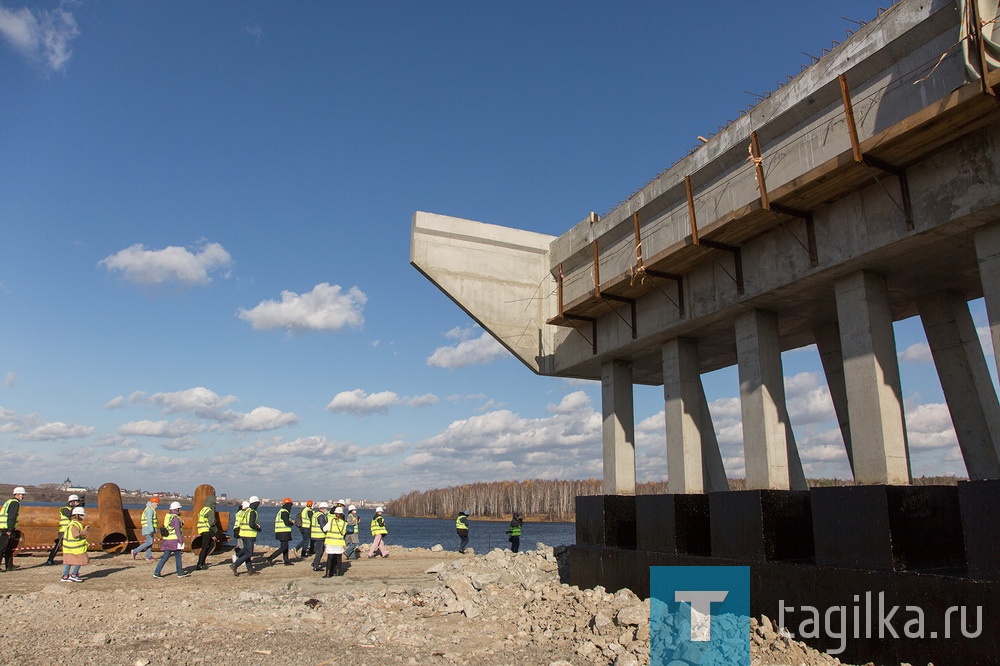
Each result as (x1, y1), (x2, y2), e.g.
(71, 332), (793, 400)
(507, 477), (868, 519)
(98, 482), (129, 554)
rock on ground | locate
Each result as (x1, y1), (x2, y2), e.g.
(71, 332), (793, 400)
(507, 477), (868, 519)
(0, 543), (898, 665)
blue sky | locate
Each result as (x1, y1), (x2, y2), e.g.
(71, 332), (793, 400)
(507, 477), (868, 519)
(1, 1), (994, 502)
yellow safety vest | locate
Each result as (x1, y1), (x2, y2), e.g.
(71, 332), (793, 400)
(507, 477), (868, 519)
(239, 509), (259, 538)
(58, 506), (72, 535)
(310, 512), (328, 539)
(275, 508), (292, 534)
(62, 520), (88, 555)
(141, 506), (156, 531)
(300, 507), (313, 529)
(162, 513), (181, 541)
(455, 516), (468, 531)
(197, 506), (213, 534)
(325, 517), (347, 547)
(370, 515), (387, 536)
(233, 508), (247, 534)
(0, 498), (19, 530)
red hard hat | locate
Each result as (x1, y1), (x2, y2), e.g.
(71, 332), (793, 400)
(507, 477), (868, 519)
(306, 499), (313, 506)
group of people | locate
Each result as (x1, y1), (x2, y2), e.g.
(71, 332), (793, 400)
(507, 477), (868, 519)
(455, 510), (525, 553)
(1, 487), (527, 584)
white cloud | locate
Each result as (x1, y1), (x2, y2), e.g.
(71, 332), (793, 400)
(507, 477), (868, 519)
(363, 439), (408, 456)
(238, 283), (366, 332)
(0, 4), (79, 71)
(117, 419), (206, 438)
(161, 437), (208, 452)
(146, 387), (238, 418)
(226, 406), (298, 432)
(99, 241), (231, 287)
(406, 393), (439, 408)
(427, 331), (506, 369)
(3, 371), (16, 387)
(905, 402), (958, 450)
(18, 421), (95, 441)
(327, 389), (400, 416)
(899, 342), (933, 364)
(104, 396), (125, 409)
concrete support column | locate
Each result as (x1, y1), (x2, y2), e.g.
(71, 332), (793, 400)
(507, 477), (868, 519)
(917, 290), (1000, 479)
(814, 322), (855, 474)
(735, 309), (807, 490)
(662, 338), (728, 493)
(834, 270), (911, 485)
(975, 223), (1000, 376)
(602, 359), (636, 495)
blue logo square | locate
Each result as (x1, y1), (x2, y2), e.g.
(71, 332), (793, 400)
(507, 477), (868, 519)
(650, 566), (750, 666)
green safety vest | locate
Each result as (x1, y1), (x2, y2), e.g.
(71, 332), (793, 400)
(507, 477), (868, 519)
(275, 508), (292, 534)
(300, 507), (313, 529)
(58, 506), (72, 535)
(370, 515), (387, 536)
(197, 506), (213, 535)
(310, 512), (327, 539)
(239, 509), (259, 538)
(456, 516), (468, 531)
(509, 521), (522, 537)
(0, 498), (19, 530)
(325, 517), (347, 547)
(62, 520), (88, 555)
(162, 513), (181, 541)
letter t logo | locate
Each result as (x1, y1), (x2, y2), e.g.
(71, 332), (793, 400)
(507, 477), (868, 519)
(675, 590), (729, 641)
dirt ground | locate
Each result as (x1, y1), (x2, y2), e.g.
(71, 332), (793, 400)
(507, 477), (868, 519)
(0, 544), (881, 666)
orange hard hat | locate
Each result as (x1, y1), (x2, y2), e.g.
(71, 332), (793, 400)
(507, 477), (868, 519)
(306, 499), (313, 506)
(283, 497), (292, 504)
(150, 497), (160, 503)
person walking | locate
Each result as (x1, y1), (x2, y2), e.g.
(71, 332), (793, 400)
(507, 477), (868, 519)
(295, 500), (314, 557)
(153, 501), (189, 578)
(0, 486), (25, 572)
(310, 502), (330, 571)
(266, 498), (295, 566)
(231, 500), (249, 564)
(195, 495), (219, 570)
(507, 512), (524, 553)
(231, 496), (262, 576)
(344, 505), (360, 560)
(456, 511), (470, 554)
(45, 494), (81, 566)
(131, 497), (159, 561)
(60, 506), (89, 583)
(323, 506), (347, 577)
(367, 507), (389, 559)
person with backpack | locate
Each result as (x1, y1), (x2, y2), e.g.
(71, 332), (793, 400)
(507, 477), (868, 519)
(295, 500), (314, 557)
(265, 498), (295, 566)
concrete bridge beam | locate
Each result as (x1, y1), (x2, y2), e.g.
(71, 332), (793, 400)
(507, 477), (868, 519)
(917, 290), (1000, 479)
(735, 309), (807, 490)
(662, 338), (728, 493)
(976, 223), (1000, 380)
(835, 270), (911, 484)
(601, 360), (636, 495)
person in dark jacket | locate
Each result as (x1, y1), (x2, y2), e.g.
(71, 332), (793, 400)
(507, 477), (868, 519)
(0, 487), (25, 572)
(507, 512), (524, 553)
(455, 511), (470, 554)
(195, 495), (220, 570)
(231, 496), (262, 576)
(266, 498), (295, 566)
(310, 503), (330, 571)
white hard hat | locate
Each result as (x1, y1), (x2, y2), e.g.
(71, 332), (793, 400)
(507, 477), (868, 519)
(333, 507), (344, 515)
(169, 501), (182, 510)
(13, 487), (26, 495)
(68, 494), (80, 502)
(318, 501), (329, 508)
(249, 495), (260, 503)
(348, 505), (356, 511)
(71, 506), (85, 516)
(335, 498), (345, 505)
(241, 501), (250, 509)
(375, 506), (384, 513)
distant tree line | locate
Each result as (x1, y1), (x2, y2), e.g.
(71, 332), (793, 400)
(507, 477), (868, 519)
(386, 476), (963, 521)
